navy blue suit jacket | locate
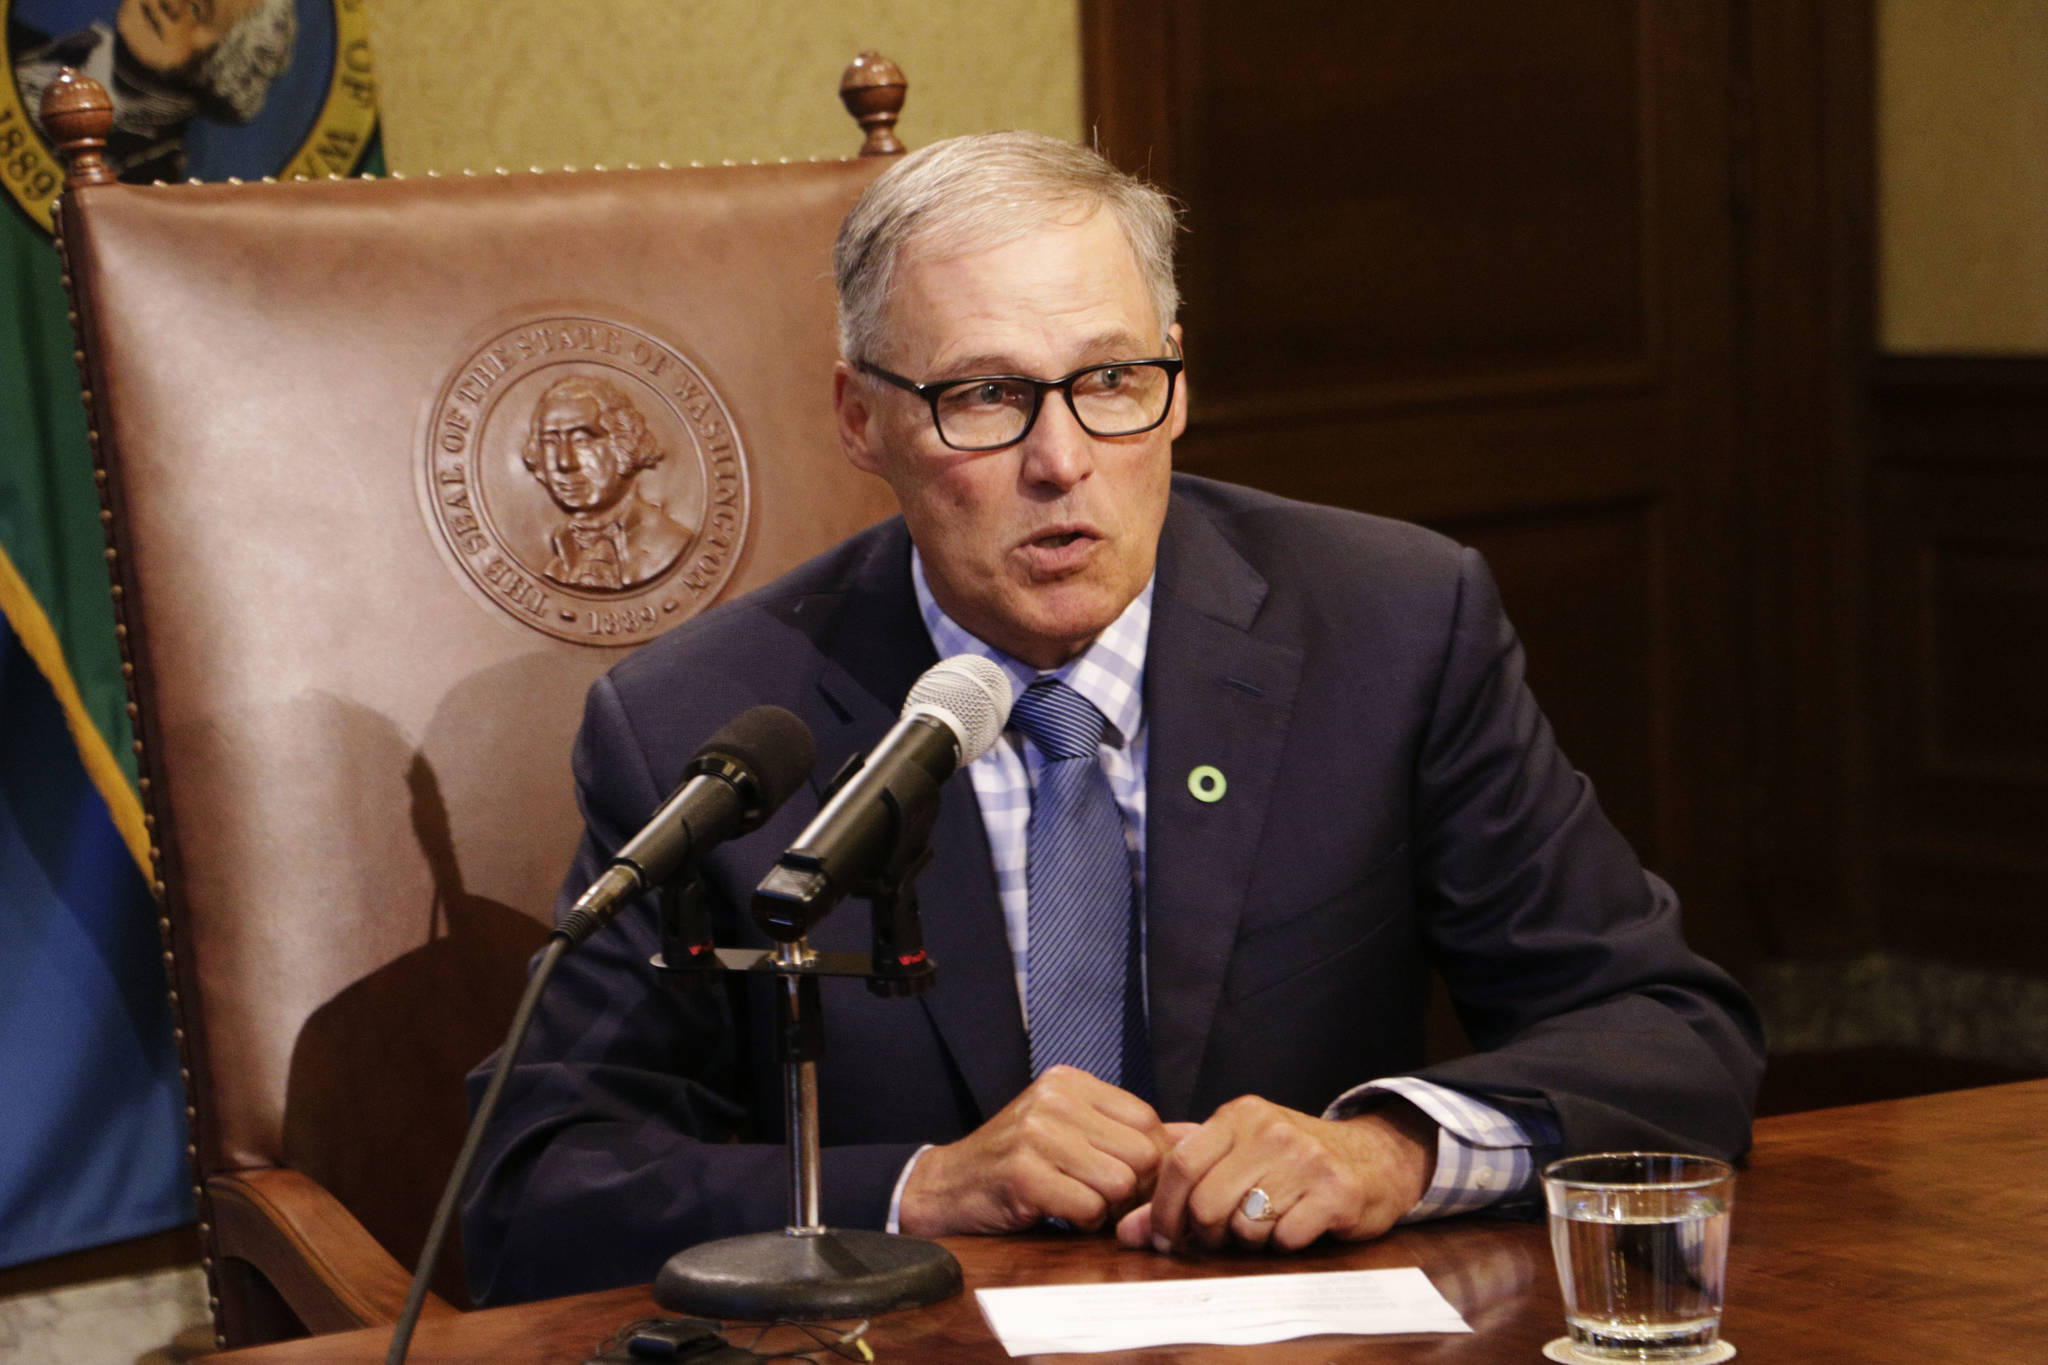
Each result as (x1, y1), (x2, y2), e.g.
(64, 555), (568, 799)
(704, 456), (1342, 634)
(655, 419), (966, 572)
(461, 475), (1763, 1305)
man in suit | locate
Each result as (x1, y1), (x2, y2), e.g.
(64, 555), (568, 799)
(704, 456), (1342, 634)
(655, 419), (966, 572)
(462, 131), (1763, 1306)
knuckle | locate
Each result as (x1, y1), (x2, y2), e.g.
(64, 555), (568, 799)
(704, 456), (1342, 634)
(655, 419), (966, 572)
(1271, 1223), (1314, 1253)
(1190, 1188), (1234, 1227)
(1270, 1124), (1311, 1157)
(1016, 1111), (1058, 1147)
(1219, 1094), (1267, 1122)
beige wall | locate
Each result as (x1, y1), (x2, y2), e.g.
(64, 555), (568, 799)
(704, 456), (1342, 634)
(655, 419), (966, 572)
(370, 4), (2047, 351)
(366, 0), (1082, 173)
(1879, 0), (2048, 353)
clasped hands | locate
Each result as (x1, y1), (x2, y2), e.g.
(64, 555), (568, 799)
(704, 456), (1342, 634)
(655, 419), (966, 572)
(896, 1065), (1438, 1252)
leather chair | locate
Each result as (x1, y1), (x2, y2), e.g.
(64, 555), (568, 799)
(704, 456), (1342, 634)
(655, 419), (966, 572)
(42, 55), (909, 1350)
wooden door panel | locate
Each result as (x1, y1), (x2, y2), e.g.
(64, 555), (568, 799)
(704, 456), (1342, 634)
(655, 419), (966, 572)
(1452, 502), (1660, 861)
(1174, 393), (1663, 523)
(1869, 361), (2048, 973)
(1088, 0), (1751, 969)
(1178, 1), (1654, 418)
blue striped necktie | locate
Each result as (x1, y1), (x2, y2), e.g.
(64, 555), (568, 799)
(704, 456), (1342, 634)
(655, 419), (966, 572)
(1009, 678), (1151, 1096)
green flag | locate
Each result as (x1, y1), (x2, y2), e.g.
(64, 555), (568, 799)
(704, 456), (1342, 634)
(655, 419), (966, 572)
(0, 200), (146, 865)
(0, 0), (380, 1267)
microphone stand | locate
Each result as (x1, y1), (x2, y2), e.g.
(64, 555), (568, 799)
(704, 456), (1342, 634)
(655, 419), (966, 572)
(650, 798), (959, 1320)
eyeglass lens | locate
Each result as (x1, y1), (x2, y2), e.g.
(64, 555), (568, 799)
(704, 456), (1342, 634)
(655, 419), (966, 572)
(934, 362), (1174, 449)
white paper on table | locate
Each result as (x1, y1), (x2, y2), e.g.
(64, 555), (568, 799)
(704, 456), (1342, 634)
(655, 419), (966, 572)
(973, 1265), (1472, 1356)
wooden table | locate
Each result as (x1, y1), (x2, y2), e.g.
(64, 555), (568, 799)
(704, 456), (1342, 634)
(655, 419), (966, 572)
(207, 1080), (2048, 1362)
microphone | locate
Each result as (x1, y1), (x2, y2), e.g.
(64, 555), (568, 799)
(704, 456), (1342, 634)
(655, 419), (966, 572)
(752, 655), (1011, 941)
(558, 705), (816, 946)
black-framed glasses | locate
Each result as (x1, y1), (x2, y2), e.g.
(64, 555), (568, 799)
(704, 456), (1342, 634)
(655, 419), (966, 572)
(860, 356), (1184, 452)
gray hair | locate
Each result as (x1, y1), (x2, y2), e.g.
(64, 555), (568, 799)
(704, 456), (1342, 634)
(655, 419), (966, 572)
(198, 0), (297, 123)
(833, 130), (1181, 364)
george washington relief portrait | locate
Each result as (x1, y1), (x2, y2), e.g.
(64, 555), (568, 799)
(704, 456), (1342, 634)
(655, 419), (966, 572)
(521, 374), (695, 592)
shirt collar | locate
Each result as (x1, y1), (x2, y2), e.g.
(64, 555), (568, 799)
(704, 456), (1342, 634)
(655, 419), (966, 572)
(911, 548), (1151, 748)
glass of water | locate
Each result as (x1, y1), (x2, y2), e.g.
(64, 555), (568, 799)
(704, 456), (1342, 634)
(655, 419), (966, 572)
(1542, 1153), (1735, 1362)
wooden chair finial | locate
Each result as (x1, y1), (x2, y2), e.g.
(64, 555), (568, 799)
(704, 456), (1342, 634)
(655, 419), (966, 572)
(40, 67), (117, 188)
(840, 51), (908, 157)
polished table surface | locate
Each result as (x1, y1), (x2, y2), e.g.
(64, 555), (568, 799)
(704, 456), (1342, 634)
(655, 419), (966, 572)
(208, 1080), (2048, 1362)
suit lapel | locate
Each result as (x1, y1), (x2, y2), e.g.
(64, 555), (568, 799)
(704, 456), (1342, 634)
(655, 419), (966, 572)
(806, 525), (1030, 1124)
(1143, 494), (1303, 1120)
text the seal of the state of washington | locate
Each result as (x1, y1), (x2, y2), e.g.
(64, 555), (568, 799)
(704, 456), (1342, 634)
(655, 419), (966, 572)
(422, 316), (749, 646)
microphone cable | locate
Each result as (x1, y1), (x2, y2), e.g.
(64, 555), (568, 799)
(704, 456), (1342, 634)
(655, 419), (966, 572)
(384, 930), (570, 1364)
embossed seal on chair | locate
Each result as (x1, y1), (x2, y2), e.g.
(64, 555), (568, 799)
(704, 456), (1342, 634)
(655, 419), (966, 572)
(421, 316), (751, 646)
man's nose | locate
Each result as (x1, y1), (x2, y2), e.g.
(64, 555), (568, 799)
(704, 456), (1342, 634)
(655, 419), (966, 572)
(1018, 395), (1096, 492)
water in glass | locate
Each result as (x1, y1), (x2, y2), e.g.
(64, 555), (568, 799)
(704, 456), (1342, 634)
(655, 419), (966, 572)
(1544, 1153), (1734, 1361)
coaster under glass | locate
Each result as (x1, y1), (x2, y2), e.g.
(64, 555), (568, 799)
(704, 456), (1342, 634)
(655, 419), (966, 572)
(1542, 1338), (1736, 1364)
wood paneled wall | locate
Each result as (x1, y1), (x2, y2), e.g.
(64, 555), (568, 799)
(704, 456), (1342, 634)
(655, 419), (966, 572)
(1088, 0), (1754, 972)
(1085, 0), (2048, 1058)
(1869, 358), (2048, 973)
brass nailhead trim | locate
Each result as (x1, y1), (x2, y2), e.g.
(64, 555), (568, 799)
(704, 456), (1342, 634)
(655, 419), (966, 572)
(60, 200), (200, 1342)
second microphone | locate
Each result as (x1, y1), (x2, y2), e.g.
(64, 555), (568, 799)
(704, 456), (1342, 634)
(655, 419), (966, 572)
(752, 655), (1012, 941)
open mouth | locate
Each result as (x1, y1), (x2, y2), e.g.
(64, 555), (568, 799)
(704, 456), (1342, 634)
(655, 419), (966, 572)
(1019, 526), (1100, 575)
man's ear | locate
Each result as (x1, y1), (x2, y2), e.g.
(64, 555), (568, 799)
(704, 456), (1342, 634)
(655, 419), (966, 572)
(833, 361), (883, 475)
(1166, 323), (1189, 441)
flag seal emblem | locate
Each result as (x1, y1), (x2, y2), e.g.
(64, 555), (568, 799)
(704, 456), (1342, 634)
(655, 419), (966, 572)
(3, 0), (376, 232)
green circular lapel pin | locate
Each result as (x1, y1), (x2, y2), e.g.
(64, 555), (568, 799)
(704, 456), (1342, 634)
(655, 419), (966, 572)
(1188, 765), (1227, 803)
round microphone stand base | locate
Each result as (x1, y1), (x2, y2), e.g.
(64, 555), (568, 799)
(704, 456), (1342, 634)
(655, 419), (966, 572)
(653, 1227), (961, 1321)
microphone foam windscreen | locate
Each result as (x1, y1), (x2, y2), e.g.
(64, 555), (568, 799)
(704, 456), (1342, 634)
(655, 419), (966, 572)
(904, 655), (1013, 764)
(697, 705), (817, 814)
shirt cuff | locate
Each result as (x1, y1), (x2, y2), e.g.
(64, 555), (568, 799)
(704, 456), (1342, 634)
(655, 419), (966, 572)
(885, 1144), (935, 1234)
(1323, 1076), (1560, 1222)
